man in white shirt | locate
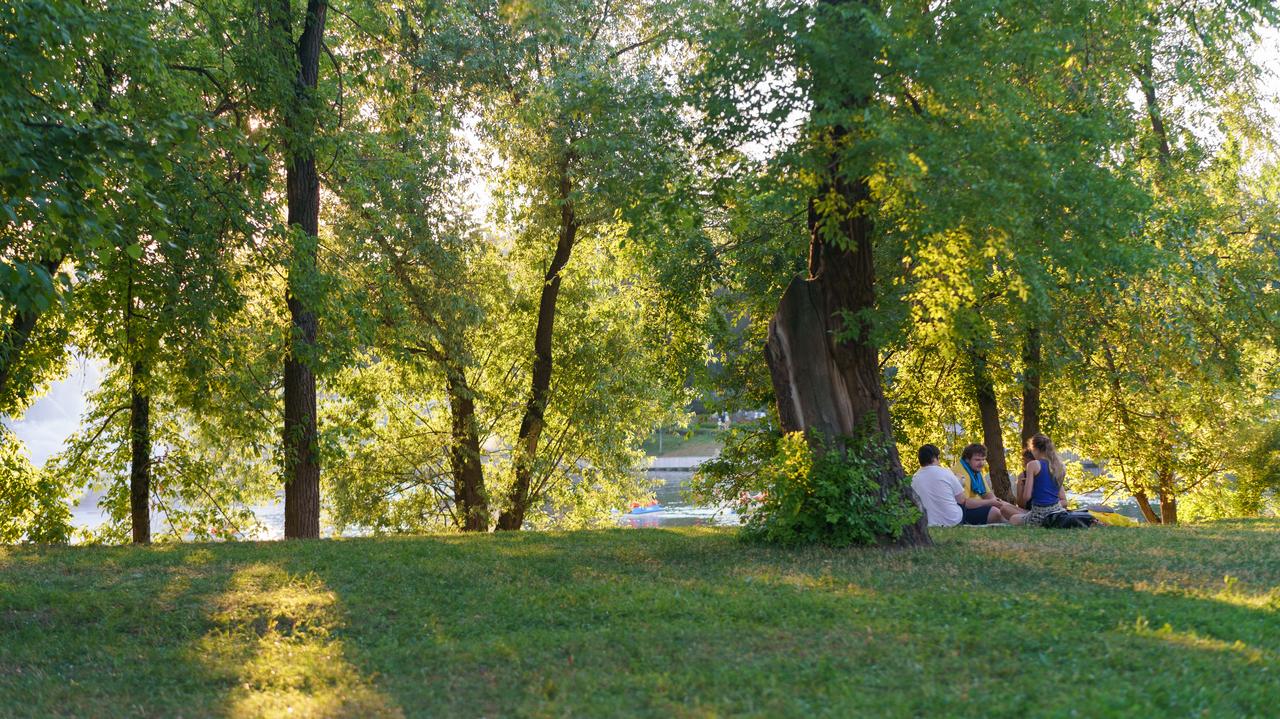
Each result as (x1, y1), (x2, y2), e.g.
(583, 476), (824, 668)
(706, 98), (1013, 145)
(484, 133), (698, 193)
(911, 444), (1011, 526)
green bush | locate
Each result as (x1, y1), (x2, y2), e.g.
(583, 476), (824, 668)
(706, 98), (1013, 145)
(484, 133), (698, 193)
(692, 428), (920, 547)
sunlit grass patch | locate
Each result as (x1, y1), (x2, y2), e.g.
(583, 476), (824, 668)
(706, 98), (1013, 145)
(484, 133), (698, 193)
(1130, 616), (1274, 664)
(0, 519), (1278, 717)
(198, 563), (402, 719)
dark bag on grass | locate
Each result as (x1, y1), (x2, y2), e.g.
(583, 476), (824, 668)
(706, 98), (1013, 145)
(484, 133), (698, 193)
(1042, 510), (1097, 529)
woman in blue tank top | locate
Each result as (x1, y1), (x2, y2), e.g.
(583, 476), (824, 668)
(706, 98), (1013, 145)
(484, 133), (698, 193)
(1019, 433), (1067, 527)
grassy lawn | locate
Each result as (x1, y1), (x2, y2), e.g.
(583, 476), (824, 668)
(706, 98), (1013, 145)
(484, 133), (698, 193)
(2, 521), (1278, 718)
(642, 426), (723, 457)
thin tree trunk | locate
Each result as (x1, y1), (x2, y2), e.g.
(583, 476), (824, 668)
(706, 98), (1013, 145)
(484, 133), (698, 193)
(1136, 39), (1172, 165)
(445, 361), (488, 531)
(1020, 325), (1041, 445)
(129, 359), (151, 544)
(497, 153), (577, 531)
(971, 352), (1012, 500)
(1132, 488), (1161, 524)
(368, 233), (489, 531)
(1137, 29), (1177, 528)
(273, 0), (327, 539)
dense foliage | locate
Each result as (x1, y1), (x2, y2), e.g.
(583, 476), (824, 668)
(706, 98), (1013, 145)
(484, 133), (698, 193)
(694, 429), (922, 546)
(2, 0), (1278, 542)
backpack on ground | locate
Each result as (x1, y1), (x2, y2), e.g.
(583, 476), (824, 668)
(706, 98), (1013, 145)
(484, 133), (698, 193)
(1041, 509), (1097, 529)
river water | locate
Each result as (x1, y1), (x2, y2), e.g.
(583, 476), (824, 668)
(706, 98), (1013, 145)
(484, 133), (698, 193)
(617, 471), (741, 528)
(65, 470), (737, 540)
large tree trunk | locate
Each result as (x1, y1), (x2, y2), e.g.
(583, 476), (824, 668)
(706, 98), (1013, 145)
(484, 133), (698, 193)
(764, 201), (929, 546)
(1020, 325), (1041, 445)
(274, 0), (327, 539)
(1132, 488), (1161, 524)
(497, 154), (576, 531)
(971, 352), (1012, 500)
(445, 361), (488, 531)
(129, 360), (151, 544)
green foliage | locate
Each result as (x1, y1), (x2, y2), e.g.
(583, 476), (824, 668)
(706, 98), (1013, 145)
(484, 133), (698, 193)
(695, 429), (920, 546)
(318, 0), (710, 532)
(0, 427), (72, 543)
(47, 367), (273, 543)
(6, 0), (1280, 542)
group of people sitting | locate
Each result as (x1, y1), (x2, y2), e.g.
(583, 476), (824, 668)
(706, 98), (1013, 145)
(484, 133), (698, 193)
(910, 433), (1070, 528)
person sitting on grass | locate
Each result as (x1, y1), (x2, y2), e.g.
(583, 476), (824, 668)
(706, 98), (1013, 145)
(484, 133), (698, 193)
(910, 444), (1012, 527)
(1019, 433), (1070, 527)
(957, 443), (1026, 523)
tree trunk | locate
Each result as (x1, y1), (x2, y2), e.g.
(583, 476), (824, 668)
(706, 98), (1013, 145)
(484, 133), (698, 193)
(1132, 488), (1161, 524)
(496, 153), (576, 531)
(0, 257), (63, 411)
(1156, 470), (1177, 525)
(1157, 491), (1177, 525)
(274, 0), (327, 539)
(1136, 39), (1172, 166)
(764, 203), (929, 545)
(445, 361), (488, 531)
(129, 360), (151, 544)
(971, 352), (1012, 500)
(1020, 325), (1041, 445)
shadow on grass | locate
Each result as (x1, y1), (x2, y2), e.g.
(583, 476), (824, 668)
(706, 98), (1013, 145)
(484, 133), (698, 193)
(3, 522), (1278, 718)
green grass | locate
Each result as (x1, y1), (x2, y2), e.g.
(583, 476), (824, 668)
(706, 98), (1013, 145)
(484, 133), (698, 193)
(642, 426), (723, 457)
(2, 521), (1279, 718)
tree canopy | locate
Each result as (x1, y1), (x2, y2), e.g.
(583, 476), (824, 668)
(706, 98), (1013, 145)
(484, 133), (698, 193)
(2, 0), (1278, 543)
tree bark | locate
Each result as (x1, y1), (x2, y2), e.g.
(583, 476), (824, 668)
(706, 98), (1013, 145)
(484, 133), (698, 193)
(971, 352), (1012, 500)
(1132, 488), (1161, 524)
(129, 359), (151, 544)
(1020, 325), (1041, 445)
(496, 153), (577, 531)
(1156, 469), (1177, 525)
(369, 235), (490, 531)
(445, 360), (488, 531)
(273, 0), (327, 539)
(764, 198), (929, 546)
(1157, 490), (1177, 525)
(764, 206), (929, 543)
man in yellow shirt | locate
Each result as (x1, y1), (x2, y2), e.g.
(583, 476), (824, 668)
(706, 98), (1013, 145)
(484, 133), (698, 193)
(956, 443), (1025, 524)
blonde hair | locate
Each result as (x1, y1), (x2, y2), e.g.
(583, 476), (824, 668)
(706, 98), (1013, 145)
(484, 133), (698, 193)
(1029, 434), (1065, 484)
